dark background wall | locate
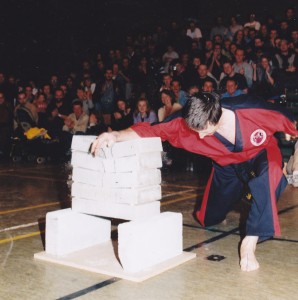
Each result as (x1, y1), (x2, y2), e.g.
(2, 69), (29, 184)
(0, 0), (296, 81)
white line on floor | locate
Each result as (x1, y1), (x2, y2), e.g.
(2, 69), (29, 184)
(0, 222), (39, 233)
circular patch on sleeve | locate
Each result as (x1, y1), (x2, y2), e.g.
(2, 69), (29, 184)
(250, 129), (267, 146)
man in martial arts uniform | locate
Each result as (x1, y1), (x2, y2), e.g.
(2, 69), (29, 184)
(91, 92), (298, 272)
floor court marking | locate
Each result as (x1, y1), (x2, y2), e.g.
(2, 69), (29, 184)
(56, 278), (121, 300)
(0, 222), (39, 233)
(0, 201), (69, 215)
(0, 173), (66, 182)
(0, 231), (44, 245)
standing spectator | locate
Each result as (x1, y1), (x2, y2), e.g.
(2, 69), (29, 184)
(233, 48), (254, 88)
(133, 98), (157, 124)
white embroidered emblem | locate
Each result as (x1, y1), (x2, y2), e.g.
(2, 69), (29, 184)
(250, 129), (267, 146)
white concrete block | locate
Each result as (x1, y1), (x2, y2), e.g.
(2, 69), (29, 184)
(100, 138), (163, 159)
(72, 167), (161, 188)
(45, 208), (111, 256)
(72, 182), (162, 204)
(72, 198), (160, 220)
(118, 212), (183, 273)
(71, 151), (162, 172)
(71, 151), (113, 172)
(71, 135), (96, 153)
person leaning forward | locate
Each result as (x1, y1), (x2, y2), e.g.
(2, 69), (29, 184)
(91, 92), (298, 272)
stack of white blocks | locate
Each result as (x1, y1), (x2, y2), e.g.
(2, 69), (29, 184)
(36, 136), (195, 280)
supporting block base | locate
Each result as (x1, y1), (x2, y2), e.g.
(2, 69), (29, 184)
(34, 241), (196, 282)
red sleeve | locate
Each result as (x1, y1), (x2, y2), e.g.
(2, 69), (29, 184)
(131, 118), (224, 157)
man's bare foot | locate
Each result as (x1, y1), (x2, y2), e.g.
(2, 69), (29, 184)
(240, 236), (259, 272)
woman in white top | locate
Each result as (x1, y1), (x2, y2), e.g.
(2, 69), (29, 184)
(158, 90), (182, 122)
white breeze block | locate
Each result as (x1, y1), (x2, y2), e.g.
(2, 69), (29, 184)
(71, 182), (162, 205)
(71, 136), (162, 159)
(71, 151), (162, 173)
(118, 212), (183, 273)
(45, 208), (111, 256)
(99, 138), (163, 159)
(71, 135), (96, 153)
(72, 198), (160, 220)
(72, 167), (161, 188)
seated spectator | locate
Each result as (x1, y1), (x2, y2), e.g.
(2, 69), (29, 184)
(62, 100), (89, 135)
(244, 12), (261, 31)
(171, 80), (188, 106)
(110, 99), (133, 131)
(286, 140), (298, 187)
(86, 112), (108, 136)
(73, 87), (94, 115)
(186, 21), (203, 43)
(195, 64), (218, 90)
(61, 100), (89, 155)
(252, 55), (281, 99)
(159, 73), (173, 92)
(133, 98), (157, 124)
(24, 83), (37, 103)
(207, 43), (228, 81)
(228, 16), (243, 40)
(187, 85), (199, 96)
(202, 79), (215, 93)
(158, 90), (182, 122)
(221, 78), (244, 98)
(14, 91), (39, 133)
(210, 16), (228, 40)
(162, 45), (179, 73)
(274, 39), (297, 72)
(51, 88), (71, 118)
(219, 61), (248, 93)
(0, 92), (13, 158)
(233, 48), (254, 88)
(33, 93), (48, 128)
(44, 105), (64, 140)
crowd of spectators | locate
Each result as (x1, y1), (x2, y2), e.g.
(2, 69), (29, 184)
(0, 7), (297, 166)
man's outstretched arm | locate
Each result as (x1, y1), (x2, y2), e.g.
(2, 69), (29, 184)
(90, 128), (140, 155)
